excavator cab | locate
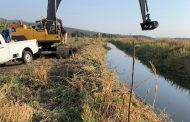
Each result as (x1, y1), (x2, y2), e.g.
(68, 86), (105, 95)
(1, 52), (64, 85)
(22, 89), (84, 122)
(34, 18), (63, 35)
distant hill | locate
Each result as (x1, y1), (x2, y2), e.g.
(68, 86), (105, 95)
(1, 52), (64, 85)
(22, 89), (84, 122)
(116, 35), (153, 39)
(64, 27), (97, 36)
(175, 38), (190, 40)
(156, 37), (190, 41)
(0, 18), (5, 21)
(0, 18), (33, 25)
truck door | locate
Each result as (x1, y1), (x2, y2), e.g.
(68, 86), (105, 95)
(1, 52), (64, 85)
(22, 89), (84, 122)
(0, 37), (9, 64)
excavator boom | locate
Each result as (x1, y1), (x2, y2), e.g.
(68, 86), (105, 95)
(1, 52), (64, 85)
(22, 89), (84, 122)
(46, 0), (62, 32)
(47, 0), (62, 20)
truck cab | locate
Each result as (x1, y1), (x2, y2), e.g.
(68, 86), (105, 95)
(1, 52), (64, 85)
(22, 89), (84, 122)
(0, 34), (39, 65)
(0, 34), (9, 64)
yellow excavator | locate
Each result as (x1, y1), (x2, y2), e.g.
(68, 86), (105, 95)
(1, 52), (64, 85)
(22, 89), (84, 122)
(8, 0), (158, 53)
(11, 0), (65, 47)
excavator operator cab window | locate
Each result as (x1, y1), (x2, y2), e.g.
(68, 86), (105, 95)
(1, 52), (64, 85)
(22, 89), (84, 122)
(34, 20), (48, 31)
(49, 22), (56, 34)
(48, 20), (62, 35)
(34, 21), (46, 32)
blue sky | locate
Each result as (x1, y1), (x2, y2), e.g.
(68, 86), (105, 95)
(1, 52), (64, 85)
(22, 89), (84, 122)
(1, 0), (190, 38)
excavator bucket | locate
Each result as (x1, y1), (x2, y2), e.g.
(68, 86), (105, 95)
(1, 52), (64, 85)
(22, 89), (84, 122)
(140, 21), (159, 30)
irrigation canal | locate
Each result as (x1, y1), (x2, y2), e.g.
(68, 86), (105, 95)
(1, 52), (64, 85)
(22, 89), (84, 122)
(106, 43), (190, 122)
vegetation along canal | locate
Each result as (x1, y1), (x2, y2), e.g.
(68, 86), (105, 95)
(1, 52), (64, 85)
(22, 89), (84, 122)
(106, 43), (190, 122)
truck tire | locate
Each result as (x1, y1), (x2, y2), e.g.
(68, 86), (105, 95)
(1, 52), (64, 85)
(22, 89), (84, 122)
(0, 64), (6, 67)
(22, 51), (33, 64)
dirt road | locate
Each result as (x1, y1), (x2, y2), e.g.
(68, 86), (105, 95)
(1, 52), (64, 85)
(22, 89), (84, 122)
(0, 61), (24, 76)
(0, 58), (57, 77)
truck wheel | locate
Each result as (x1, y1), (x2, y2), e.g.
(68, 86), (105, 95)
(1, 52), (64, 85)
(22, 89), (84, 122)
(0, 64), (6, 67)
(22, 51), (33, 64)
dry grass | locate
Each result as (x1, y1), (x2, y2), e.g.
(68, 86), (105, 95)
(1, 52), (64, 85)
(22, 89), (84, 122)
(0, 83), (33, 122)
(29, 64), (49, 85)
(149, 61), (158, 109)
(56, 39), (162, 121)
(0, 102), (33, 122)
(0, 37), (163, 122)
(0, 84), (11, 107)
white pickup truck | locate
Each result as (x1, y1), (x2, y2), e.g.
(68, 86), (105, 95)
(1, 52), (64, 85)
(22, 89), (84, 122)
(0, 34), (39, 65)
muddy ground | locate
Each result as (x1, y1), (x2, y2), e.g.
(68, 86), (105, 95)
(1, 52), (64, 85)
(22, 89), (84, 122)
(0, 61), (25, 76)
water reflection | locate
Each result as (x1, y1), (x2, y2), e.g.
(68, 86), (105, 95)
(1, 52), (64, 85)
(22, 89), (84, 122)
(106, 43), (190, 122)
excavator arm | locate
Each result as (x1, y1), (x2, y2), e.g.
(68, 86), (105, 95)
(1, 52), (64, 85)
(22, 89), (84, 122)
(47, 0), (62, 21)
(46, 0), (158, 31)
(46, 0), (62, 32)
(139, 0), (158, 30)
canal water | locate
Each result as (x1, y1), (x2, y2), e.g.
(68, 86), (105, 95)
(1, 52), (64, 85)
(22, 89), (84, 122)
(106, 43), (190, 122)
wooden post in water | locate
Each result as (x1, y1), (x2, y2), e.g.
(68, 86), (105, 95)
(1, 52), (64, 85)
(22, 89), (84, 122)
(128, 39), (135, 122)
